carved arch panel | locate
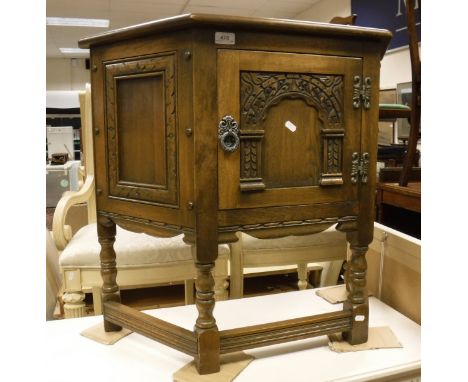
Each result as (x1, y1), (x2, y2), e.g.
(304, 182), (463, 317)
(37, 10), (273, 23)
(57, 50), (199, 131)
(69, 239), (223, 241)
(239, 72), (345, 191)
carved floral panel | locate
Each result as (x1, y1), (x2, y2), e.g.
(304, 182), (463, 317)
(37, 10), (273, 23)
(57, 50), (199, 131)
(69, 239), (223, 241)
(239, 72), (345, 189)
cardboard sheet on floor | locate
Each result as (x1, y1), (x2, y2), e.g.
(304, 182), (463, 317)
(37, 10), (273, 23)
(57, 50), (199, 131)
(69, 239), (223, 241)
(80, 322), (132, 345)
(315, 285), (348, 304)
(316, 285), (373, 304)
(173, 352), (254, 382)
(328, 326), (402, 352)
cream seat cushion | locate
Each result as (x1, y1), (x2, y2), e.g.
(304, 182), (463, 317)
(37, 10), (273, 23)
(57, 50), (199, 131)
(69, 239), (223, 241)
(241, 225), (345, 251)
(59, 223), (230, 268)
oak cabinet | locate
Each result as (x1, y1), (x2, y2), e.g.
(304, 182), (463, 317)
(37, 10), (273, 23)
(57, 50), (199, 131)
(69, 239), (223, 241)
(80, 14), (391, 375)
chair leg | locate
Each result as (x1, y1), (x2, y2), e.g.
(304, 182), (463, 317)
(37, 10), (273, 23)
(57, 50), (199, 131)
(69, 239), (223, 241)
(62, 291), (86, 318)
(92, 286), (102, 315)
(97, 216), (121, 332)
(321, 260), (345, 287)
(229, 239), (244, 299)
(184, 279), (195, 305)
(214, 276), (229, 301)
(297, 263), (309, 290)
(213, 255), (229, 301)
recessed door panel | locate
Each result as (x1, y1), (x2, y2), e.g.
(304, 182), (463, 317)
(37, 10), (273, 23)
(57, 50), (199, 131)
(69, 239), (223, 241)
(218, 50), (362, 210)
(116, 74), (167, 187)
(255, 98), (321, 189)
(104, 53), (178, 206)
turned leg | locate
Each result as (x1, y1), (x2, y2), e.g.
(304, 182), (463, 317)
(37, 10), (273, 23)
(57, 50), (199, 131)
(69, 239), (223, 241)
(194, 261), (220, 374)
(343, 234), (369, 344)
(310, 266), (323, 288)
(63, 291), (86, 318)
(97, 217), (121, 332)
(297, 263), (309, 290)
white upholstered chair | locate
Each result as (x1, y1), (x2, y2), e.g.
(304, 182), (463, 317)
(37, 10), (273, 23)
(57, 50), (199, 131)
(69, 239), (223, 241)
(229, 227), (347, 299)
(52, 84), (229, 318)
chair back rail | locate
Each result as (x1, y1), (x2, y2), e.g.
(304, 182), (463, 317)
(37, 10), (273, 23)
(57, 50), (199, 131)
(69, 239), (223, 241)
(52, 84), (96, 250)
(399, 0), (421, 186)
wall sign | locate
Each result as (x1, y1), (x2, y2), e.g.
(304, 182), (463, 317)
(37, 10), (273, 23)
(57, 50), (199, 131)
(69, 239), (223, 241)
(351, 0), (421, 51)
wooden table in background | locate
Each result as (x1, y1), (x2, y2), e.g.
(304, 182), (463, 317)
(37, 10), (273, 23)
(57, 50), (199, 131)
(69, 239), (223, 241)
(376, 182), (421, 238)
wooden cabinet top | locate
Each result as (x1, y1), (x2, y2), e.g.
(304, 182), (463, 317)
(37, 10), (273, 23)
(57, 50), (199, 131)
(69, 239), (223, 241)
(79, 13), (391, 57)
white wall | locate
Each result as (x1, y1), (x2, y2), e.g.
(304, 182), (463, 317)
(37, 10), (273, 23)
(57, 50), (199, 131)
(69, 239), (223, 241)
(46, 58), (90, 91)
(295, 0), (413, 90)
(45, 1), (414, 91)
(295, 0), (351, 23)
(380, 48), (413, 89)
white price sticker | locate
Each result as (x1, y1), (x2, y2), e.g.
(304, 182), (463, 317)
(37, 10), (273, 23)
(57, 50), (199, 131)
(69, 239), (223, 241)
(215, 32), (235, 45)
(285, 120), (297, 132)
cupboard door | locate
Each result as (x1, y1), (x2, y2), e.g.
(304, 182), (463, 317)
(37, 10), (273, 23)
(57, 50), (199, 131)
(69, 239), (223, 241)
(103, 53), (178, 207)
(218, 50), (362, 210)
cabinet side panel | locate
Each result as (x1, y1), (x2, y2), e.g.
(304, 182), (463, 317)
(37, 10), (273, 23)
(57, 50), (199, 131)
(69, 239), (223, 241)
(104, 53), (178, 207)
(90, 33), (196, 233)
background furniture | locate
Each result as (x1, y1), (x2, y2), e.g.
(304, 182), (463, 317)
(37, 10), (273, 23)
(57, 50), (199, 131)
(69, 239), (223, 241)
(45, 289), (421, 382)
(375, 183), (421, 239)
(230, 226), (346, 299)
(52, 84), (229, 318)
(80, 14), (391, 374)
(375, 167), (421, 238)
(329, 14), (357, 25)
(377, 143), (419, 167)
(366, 222), (421, 324)
(375, 0), (421, 238)
(377, 0), (421, 177)
(46, 102), (82, 161)
(398, 0), (421, 187)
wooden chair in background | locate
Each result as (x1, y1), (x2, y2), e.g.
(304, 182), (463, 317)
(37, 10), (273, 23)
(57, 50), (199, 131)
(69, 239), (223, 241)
(329, 14), (357, 25)
(376, 0), (421, 238)
(398, 0), (421, 187)
(229, 227), (347, 299)
(378, 0), (420, 179)
(376, 167), (421, 238)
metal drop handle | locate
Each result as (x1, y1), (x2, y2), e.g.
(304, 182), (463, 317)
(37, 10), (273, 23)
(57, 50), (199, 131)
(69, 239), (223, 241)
(218, 115), (240, 152)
